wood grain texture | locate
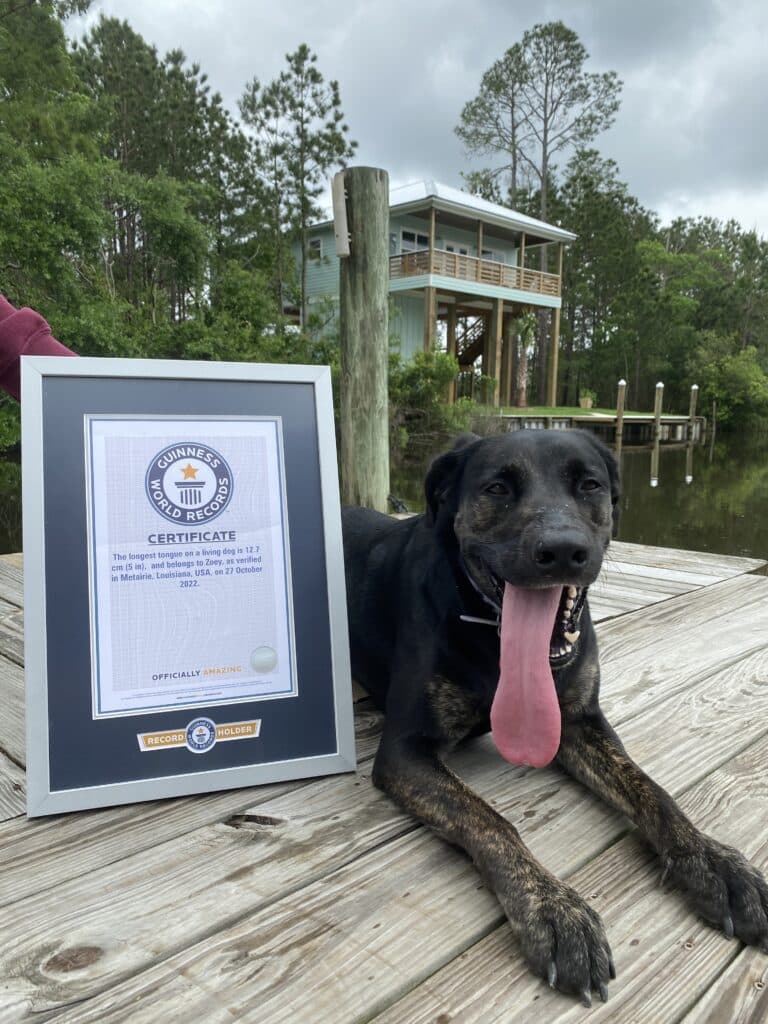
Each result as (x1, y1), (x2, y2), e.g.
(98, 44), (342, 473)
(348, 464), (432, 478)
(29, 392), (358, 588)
(0, 751), (25, 822)
(680, 947), (768, 1024)
(0, 654), (24, 765)
(20, 624), (768, 1023)
(0, 702), (384, 907)
(0, 559), (23, 608)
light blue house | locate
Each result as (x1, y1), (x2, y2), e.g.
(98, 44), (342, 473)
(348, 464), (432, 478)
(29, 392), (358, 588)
(300, 180), (576, 405)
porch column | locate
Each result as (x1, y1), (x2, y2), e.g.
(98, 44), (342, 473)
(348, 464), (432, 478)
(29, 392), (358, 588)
(502, 313), (515, 406)
(428, 206), (436, 272)
(423, 286), (437, 350)
(490, 298), (504, 407)
(545, 245), (565, 406)
(546, 305), (561, 406)
(477, 221), (484, 258)
(446, 302), (457, 404)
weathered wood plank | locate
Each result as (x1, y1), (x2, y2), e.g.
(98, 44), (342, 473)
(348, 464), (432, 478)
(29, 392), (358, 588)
(2, 576), (763, 909)
(0, 701), (384, 907)
(607, 540), (765, 579)
(0, 559), (23, 608)
(0, 654), (24, 765)
(0, 751), (25, 822)
(371, 736), (768, 1024)
(0, 608), (23, 667)
(40, 710), (768, 1024)
(680, 947), (768, 1024)
(10, 617), (768, 1022)
(594, 575), (768, 729)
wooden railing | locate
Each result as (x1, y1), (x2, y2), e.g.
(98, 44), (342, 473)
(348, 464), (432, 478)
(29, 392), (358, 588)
(389, 248), (561, 298)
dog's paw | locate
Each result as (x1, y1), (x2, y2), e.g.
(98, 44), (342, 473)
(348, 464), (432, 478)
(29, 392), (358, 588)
(662, 836), (768, 947)
(507, 880), (614, 1006)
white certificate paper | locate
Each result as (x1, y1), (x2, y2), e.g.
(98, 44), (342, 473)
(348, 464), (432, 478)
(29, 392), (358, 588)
(85, 416), (297, 718)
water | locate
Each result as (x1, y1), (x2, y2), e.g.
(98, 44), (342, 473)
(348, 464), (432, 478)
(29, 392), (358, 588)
(389, 433), (768, 561)
(1, 433), (766, 559)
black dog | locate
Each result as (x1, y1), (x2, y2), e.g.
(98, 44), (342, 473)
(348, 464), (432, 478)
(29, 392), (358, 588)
(342, 429), (768, 1005)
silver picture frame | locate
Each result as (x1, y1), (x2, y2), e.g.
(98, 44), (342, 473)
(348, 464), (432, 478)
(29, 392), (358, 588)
(22, 357), (356, 816)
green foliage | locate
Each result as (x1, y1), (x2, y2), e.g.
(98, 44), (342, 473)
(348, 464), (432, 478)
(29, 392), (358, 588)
(389, 348), (475, 449)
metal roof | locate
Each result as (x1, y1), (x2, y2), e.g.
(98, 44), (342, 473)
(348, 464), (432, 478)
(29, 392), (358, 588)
(313, 178), (576, 243)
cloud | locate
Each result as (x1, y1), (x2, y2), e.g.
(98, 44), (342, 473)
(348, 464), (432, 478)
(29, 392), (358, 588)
(67, 0), (768, 235)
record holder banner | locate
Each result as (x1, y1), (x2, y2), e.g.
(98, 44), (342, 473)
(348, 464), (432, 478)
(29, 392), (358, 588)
(22, 358), (355, 816)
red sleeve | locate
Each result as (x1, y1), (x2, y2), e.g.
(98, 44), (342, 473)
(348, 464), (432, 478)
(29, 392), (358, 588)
(0, 294), (78, 401)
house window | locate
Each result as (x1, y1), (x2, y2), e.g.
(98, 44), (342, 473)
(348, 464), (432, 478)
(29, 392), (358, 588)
(401, 229), (429, 253)
(308, 237), (322, 260)
(445, 241), (469, 255)
(482, 248), (505, 263)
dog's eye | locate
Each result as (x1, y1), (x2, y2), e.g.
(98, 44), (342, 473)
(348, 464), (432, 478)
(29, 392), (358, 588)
(485, 482), (510, 496)
(580, 478), (601, 492)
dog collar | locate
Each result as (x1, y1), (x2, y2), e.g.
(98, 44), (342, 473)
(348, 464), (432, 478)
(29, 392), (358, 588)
(459, 612), (500, 629)
(458, 556), (502, 630)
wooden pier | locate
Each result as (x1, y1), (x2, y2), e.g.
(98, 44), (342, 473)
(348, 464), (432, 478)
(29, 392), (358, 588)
(487, 412), (707, 446)
(1, 541), (768, 1023)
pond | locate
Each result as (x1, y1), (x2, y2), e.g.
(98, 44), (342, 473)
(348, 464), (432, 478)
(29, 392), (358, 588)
(390, 432), (768, 561)
(1, 432), (766, 559)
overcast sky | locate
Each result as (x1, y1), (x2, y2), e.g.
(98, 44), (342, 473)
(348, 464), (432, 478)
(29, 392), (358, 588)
(68, 0), (768, 235)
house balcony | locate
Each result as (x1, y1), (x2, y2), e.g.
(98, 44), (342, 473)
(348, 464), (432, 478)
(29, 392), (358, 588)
(389, 248), (561, 300)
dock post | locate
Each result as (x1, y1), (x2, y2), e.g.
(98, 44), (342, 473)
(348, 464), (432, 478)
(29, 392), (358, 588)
(339, 166), (390, 510)
(688, 384), (699, 440)
(650, 381), (664, 487)
(685, 384), (699, 484)
(615, 378), (627, 458)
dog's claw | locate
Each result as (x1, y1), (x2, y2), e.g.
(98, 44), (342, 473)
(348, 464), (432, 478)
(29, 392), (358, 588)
(599, 982), (609, 1003)
(547, 961), (557, 988)
(660, 857), (673, 887)
(580, 988), (592, 1008)
(608, 957), (617, 980)
(723, 915), (735, 939)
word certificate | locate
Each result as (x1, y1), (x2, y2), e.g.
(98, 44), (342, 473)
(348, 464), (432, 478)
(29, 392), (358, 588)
(85, 416), (296, 718)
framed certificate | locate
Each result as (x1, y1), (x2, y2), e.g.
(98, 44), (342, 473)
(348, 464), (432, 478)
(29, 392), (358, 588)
(22, 358), (356, 816)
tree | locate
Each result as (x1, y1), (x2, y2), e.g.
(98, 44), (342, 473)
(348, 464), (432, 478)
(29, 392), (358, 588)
(458, 23), (621, 223)
(456, 44), (533, 208)
(458, 23), (622, 401)
(240, 44), (356, 328)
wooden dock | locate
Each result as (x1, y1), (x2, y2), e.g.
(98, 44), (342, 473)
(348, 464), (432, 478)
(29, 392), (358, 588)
(1, 541), (768, 1023)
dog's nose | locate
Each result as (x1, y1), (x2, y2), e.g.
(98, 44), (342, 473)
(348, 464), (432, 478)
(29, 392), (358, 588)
(533, 532), (590, 574)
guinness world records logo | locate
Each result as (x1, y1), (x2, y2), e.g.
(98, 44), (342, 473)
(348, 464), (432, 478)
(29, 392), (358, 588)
(145, 442), (233, 523)
(185, 717), (217, 753)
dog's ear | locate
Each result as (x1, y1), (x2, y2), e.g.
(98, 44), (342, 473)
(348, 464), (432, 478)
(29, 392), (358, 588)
(424, 435), (480, 526)
(582, 433), (621, 536)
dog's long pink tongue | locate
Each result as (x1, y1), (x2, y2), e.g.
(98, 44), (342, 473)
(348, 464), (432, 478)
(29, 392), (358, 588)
(491, 583), (562, 768)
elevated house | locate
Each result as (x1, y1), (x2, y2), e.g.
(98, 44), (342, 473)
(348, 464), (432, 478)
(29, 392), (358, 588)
(300, 180), (576, 406)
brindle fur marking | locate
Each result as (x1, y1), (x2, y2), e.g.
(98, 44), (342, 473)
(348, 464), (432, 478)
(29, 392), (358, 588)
(342, 430), (768, 1004)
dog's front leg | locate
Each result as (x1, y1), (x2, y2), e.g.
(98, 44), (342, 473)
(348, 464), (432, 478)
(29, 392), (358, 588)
(373, 729), (614, 1003)
(556, 710), (768, 947)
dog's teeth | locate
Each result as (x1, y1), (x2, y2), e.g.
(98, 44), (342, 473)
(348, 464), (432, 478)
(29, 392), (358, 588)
(567, 585), (577, 598)
(565, 598), (574, 610)
(564, 630), (580, 644)
(565, 643), (572, 653)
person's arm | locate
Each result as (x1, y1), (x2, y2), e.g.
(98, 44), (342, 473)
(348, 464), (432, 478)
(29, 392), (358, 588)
(0, 295), (77, 401)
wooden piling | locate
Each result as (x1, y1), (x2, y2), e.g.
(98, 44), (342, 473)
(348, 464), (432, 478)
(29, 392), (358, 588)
(339, 166), (390, 511)
(650, 381), (664, 487)
(615, 378), (627, 457)
(688, 384), (699, 440)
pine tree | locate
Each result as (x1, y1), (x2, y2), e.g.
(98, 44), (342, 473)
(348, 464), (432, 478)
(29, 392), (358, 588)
(240, 44), (356, 328)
